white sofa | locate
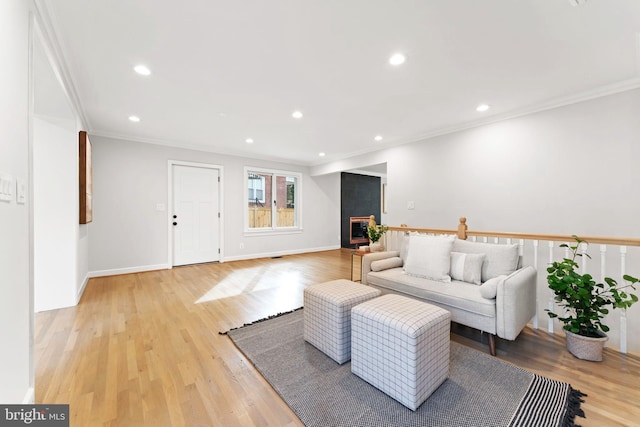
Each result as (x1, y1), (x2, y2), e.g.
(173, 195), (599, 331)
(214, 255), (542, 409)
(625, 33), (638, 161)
(360, 235), (537, 355)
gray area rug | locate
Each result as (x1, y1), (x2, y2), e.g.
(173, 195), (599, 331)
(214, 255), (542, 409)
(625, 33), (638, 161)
(225, 309), (585, 427)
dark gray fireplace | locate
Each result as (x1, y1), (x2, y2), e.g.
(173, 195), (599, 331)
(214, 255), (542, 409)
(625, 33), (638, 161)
(341, 172), (381, 248)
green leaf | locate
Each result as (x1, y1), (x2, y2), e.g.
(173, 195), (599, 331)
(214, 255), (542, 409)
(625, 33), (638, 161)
(623, 274), (639, 284)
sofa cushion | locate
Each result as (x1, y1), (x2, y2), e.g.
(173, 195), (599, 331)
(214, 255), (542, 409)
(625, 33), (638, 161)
(404, 235), (455, 282)
(449, 252), (484, 285)
(367, 268), (496, 319)
(479, 275), (507, 299)
(370, 256), (403, 272)
(452, 239), (519, 282)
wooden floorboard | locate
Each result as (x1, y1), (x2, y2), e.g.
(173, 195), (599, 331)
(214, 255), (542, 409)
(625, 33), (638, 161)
(35, 249), (640, 426)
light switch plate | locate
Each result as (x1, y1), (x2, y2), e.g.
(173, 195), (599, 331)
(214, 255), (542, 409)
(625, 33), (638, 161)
(407, 200), (415, 210)
(0, 173), (14, 202)
(16, 178), (26, 204)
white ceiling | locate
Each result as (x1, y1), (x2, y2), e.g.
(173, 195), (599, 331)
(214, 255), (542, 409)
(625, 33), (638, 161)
(40, 0), (640, 166)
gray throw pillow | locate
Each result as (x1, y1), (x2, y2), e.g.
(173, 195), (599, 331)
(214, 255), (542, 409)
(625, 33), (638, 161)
(452, 239), (519, 282)
(450, 252), (484, 285)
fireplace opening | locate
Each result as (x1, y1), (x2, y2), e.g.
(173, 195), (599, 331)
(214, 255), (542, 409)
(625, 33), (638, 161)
(349, 217), (370, 245)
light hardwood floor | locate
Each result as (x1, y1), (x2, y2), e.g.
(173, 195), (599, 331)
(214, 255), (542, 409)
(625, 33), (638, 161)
(35, 250), (640, 426)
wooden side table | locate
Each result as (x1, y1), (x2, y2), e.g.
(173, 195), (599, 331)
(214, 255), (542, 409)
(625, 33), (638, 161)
(350, 249), (369, 282)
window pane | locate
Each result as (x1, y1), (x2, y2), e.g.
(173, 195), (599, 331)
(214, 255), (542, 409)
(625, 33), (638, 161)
(248, 173), (271, 228)
(276, 175), (296, 227)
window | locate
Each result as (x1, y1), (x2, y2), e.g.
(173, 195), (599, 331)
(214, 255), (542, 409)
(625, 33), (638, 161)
(246, 167), (301, 232)
(248, 173), (265, 203)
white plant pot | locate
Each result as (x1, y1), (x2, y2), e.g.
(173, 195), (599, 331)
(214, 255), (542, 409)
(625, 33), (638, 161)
(565, 330), (608, 362)
(370, 241), (384, 252)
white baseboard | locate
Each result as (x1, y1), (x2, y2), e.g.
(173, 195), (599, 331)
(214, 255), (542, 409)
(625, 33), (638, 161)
(88, 247), (340, 276)
(22, 387), (34, 404)
(89, 263), (170, 278)
(76, 273), (89, 303)
(222, 245), (340, 262)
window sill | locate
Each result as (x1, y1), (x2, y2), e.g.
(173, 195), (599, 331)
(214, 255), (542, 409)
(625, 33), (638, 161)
(244, 228), (303, 237)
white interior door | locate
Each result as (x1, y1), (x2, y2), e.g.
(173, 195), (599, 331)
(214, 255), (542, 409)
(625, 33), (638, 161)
(172, 165), (220, 266)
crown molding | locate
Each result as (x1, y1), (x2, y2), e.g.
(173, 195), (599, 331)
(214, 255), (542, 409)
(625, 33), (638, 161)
(32, 0), (90, 130)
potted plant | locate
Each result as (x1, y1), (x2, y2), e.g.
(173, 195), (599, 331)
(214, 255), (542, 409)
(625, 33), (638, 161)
(546, 236), (639, 361)
(367, 223), (388, 252)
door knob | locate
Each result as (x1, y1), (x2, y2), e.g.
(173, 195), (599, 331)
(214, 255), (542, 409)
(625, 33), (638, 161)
(173, 222), (177, 226)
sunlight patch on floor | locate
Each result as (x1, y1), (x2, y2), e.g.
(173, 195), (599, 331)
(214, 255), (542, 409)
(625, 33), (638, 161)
(195, 267), (302, 303)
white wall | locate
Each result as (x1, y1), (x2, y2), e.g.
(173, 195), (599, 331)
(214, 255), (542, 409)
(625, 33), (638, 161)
(89, 137), (341, 274)
(0, 0), (33, 403)
(315, 89), (640, 237)
(386, 90), (640, 235)
(31, 5), (89, 311)
(33, 117), (78, 311)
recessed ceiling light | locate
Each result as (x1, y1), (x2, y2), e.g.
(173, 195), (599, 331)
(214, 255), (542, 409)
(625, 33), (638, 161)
(476, 104), (490, 112)
(374, 135), (383, 141)
(318, 152), (325, 157)
(389, 53), (406, 66)
(133, 65), (151, 76)
(128, 115), (140, 122)
(245, 138), (254, 144)
(292, 111), (303, 119)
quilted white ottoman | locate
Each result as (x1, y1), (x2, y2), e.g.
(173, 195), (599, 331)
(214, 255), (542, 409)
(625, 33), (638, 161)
(303, 279), (381, 364)
(351, 294), (451, 410)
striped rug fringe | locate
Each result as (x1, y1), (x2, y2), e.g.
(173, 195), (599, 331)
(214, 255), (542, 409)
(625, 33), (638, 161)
(562, 387), (587, 427)
(509, 374), (587, 427)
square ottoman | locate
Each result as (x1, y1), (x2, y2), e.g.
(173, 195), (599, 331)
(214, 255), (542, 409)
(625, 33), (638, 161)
(351, 294), (451, 410)
(303, 279), (381, 364)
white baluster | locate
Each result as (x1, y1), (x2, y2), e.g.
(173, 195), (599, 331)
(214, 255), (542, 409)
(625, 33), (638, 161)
(507, 238), (512, 245)
(599, 245), (607, 282)
(548, 241), (555, 334)
(620, 246), (628, 354)
(532, 240), (539, 329)
(580, 242), (588, 274)
(471, 236), (477, 242)
(483, 236), (488, 243)
(494, 237), (499, 244)
(597, 244), (608, 349)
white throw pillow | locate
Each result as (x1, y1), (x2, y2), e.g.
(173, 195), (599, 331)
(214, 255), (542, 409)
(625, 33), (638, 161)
(450, 252), (484, 285)
(480, 275), (507, 299)
(370, 257), (404, 272)
(404, 235), (455, 282)
(452, 239), (519, 282)
(399, 233), (411, 263)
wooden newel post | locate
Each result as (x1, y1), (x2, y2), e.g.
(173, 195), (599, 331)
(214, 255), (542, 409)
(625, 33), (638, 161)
(457, 217), (468, 240)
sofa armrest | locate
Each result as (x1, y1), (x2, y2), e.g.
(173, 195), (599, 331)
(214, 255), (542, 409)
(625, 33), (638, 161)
(495, 266), (537, 340)
(361, 251), (400, 285)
